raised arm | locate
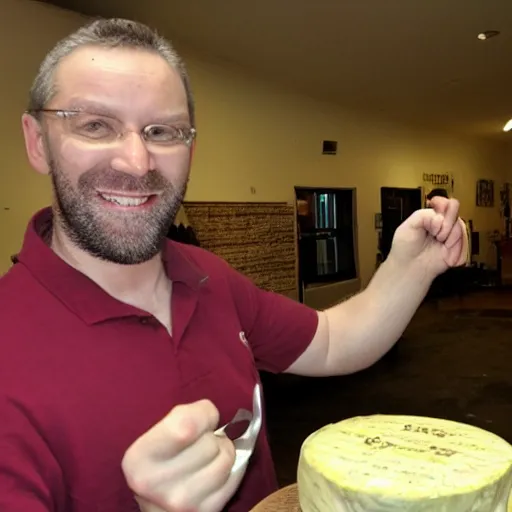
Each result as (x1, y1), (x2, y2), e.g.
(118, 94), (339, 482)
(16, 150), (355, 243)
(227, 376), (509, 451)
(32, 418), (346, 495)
(286, 197), (468, 376)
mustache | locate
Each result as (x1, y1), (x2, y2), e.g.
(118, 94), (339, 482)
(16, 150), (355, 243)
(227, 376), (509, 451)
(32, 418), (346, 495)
(77, 168), (170, 194)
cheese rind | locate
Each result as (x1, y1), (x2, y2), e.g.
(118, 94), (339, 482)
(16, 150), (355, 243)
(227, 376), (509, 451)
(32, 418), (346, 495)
(298, 415), (512, 511)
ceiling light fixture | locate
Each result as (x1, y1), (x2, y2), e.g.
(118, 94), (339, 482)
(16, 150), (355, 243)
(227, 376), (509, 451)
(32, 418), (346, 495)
(503, 119), (512, 132)
(477, 30), (500, 40)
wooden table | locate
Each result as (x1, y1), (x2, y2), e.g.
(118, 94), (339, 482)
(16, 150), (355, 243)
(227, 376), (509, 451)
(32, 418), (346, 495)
(250, 484), (300, 511)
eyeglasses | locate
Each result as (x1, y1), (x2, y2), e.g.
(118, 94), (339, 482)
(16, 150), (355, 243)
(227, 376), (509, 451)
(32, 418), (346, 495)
(29, 109), (196, 150)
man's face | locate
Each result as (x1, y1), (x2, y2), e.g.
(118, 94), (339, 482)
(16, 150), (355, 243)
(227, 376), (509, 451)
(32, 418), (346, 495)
(24, 46), (193, 265)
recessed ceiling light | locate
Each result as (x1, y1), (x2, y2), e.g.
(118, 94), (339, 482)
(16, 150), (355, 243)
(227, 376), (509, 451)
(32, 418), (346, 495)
(478, 30), (500, 40)
(503, 119), (512, 132)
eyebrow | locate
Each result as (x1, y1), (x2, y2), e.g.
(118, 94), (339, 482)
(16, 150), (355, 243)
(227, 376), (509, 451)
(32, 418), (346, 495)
(152, 112), (191, 125)
(65, 99), (191, 125)
(66, 99), (116, 116)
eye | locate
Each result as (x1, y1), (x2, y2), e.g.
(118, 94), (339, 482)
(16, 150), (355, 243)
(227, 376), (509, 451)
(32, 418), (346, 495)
(144, 125), (195, 145)
(144, 125), (179, 143)
(83, 121), (105, 132)
(73, 116), (116, 140)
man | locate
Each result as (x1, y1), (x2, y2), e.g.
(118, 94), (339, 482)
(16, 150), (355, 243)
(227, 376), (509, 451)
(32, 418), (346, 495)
(0, 18), (467, 512)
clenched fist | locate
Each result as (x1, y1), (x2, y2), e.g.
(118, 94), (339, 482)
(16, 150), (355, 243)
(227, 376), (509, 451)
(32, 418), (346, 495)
(390, 196), (468, 277)
(122, 399), (244, 512)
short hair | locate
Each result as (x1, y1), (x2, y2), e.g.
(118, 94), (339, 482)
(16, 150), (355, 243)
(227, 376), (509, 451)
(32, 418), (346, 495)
(28, 18), (195, 125)
(426, 188), (449, 200)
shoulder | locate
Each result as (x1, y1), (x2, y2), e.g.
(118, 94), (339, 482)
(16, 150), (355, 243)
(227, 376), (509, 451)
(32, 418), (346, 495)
(0, 263), (32, 308)
(0, 265), (47, 378)
(165, 240), (273, 315)
(0, 262), (55, 333)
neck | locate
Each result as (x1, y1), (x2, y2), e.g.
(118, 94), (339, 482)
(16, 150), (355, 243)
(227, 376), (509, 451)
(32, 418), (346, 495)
(50, 223), (167, 303)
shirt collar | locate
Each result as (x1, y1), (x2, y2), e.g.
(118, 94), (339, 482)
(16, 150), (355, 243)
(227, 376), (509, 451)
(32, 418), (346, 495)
(17, 207), (208, 325)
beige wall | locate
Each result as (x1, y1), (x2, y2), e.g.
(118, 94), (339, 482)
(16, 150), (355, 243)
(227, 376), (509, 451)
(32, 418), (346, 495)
(0, 0), (85, 272)
(186, 56), (509, 285)
(1, 0), (509, 291)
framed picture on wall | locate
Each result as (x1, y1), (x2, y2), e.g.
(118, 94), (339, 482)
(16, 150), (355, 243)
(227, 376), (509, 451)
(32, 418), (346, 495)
(476, 179), (494, 207)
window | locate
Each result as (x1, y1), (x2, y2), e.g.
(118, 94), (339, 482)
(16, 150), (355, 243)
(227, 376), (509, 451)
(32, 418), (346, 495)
(295, 187), (357, 288)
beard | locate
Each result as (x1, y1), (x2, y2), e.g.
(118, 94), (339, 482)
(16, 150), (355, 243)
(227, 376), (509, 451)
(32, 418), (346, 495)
(48, 153), (189, 265)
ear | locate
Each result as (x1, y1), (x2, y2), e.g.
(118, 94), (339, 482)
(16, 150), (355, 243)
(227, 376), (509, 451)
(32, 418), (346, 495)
(21, 113), (50, 175)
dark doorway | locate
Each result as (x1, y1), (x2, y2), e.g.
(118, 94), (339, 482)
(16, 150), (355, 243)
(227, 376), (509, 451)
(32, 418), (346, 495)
(295, 187), (357, 302)
(380, 187), (422, 260)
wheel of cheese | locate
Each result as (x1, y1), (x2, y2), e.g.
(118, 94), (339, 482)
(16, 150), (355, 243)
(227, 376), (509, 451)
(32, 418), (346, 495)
(298, 415), (512, 511)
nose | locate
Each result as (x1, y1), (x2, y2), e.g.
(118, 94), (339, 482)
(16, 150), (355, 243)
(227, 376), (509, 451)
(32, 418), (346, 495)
(110, 131), (154, 176)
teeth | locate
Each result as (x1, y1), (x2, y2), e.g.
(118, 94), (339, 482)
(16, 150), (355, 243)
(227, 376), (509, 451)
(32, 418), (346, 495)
(100, 194), (150, 207)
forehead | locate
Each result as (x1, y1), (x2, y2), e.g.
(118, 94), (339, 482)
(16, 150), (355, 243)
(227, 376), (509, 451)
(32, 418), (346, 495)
(51, 46), (188, 117)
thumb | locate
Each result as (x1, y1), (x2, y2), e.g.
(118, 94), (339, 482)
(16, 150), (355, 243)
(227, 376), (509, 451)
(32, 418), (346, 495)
(402, 208), (444, 238)
(124, 399), (220, 465)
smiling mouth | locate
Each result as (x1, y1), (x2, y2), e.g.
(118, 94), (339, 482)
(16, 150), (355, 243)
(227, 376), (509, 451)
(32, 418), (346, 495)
(97, 192), (158, 207)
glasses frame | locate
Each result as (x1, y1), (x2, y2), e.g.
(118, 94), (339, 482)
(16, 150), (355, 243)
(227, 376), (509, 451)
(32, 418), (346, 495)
(27, 108), (197, 148)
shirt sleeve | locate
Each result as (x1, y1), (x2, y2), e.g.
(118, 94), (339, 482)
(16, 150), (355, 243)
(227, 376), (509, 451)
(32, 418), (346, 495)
(225, 266), (319, 373)
(0, 394), (66, 512)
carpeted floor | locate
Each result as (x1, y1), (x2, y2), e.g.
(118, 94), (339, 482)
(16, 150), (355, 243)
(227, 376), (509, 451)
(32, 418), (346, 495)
(261, 289), (512, 487)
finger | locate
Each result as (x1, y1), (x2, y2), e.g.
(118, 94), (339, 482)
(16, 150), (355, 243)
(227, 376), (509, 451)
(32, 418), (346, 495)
(445, 220), (469, 266)
(404, 209), (433, 230)
(181, 435), (236, 506)
(199, 441), (244, 512)
(151, 435), (236, 512)
(430, 214), (444, 238)
(444, 218), (463, 249)
(406, 209), (443, 237)
(124, 399), (220, 467)
(431, 199), (460, 242)
(162, 399), (221, 451)
(141, 431), (229, 501)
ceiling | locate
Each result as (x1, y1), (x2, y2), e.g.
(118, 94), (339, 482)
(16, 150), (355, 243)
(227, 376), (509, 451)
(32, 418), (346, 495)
(42, 0), (512, 140)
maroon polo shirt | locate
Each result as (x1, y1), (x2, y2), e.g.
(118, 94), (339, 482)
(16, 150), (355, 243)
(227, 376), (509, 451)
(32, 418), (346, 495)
(0, 208), (319, 512)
